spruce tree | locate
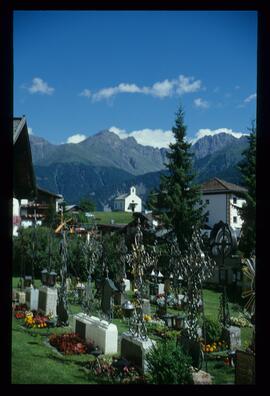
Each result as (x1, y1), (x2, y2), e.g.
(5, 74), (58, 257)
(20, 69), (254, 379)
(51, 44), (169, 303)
(148, 105), (204, 252)
(238, 122), (256, 258)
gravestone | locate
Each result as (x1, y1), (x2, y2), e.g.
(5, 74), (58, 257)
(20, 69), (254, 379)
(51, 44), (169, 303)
(114, 291), (125, 306)
(73, 313), (118, 354)
(120, 332), (156, 373)
(57, 299), (69, 326)
(141, 282), (150, 299)
(123, 278), (131, 292)
(222, 326), (241, 350)
(235, 350), (255, 384)
(177, 294), (184, 306)
(25, 287), (39, 310)
(158, 283), (164, 294)
(142, 299), (151, 315)
(66, 277), (72, 291)
(16, 291), (26, 304)
(101, 278), (118, 320)
(38, 286), (57, 317)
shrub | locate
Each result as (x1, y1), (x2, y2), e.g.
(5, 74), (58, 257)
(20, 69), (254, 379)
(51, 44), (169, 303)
(146, 339), (193, 384)
(113, 304), (124, 319)
(202, 316), (222, 344)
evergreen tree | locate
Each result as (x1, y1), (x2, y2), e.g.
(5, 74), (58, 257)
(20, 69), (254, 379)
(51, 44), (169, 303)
(238, 122), (256, 258)
(148, 105), (205, 252)
(79, 197), (96, 212)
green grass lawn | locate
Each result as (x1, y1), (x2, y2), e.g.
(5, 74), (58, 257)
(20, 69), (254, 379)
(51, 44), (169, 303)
(11, 282), (253, 384)
(92, 211), (133, 225)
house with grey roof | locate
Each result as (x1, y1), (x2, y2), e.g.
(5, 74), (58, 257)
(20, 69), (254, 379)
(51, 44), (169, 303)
(113, 186), (142, 213)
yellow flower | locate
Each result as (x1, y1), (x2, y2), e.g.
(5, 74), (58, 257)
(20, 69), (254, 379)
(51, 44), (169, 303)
(210, 347), (213, 352)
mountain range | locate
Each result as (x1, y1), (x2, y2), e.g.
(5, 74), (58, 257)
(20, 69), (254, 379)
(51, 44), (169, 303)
(30, 130), (248, 210)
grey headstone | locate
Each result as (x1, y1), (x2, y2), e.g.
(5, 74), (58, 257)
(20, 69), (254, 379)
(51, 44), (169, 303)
(142, 299), (151, 315)
(101, 278), (118, 318)
(120, 333), (156, 373)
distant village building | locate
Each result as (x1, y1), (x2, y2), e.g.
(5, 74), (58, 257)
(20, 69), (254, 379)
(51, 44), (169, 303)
(201, 177), (247, 237)
(64, 204), (82, 214)
(114, 186), (142, 213)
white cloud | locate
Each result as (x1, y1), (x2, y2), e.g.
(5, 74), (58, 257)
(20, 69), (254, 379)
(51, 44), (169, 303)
(150, 79), (175, 98)
(92, 83), (142, 101)
(79, 89), (91, 98)
(109, 126), (175, 149)
(67, 134), (87, 144)
(89, 74), (202, 102)
(28, 77), (54, 95)
(244, 93), (257, 103)
(190, 128), (248, 144)
(194, 98), (209, 109)
(176, 75), (202, 94)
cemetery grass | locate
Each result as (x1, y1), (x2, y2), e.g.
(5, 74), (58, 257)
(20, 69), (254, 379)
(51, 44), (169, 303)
(11, 317), (97, 384)
(11, 280), (252, 384)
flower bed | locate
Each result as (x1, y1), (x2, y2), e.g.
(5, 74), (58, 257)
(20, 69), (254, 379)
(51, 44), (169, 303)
(14, 303), (28, 311)
(15, 311), (26, 319)
(24, 311), (49, 328)
(49, 332), (94, 355)
(201, 340), (229, 354)
(86, 356), (147, 384)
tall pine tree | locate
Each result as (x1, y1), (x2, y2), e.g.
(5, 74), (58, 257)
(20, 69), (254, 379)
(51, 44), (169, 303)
(238, 122), (256, 258)
(148, 105), (205, 252)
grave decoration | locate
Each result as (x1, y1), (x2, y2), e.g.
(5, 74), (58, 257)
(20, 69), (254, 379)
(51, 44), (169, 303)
(81, 229), (102, 316)
(210, 221), (237, 328)
(124, 218), (155, 340)
(101, 270), (118, 322)
(56, 231), (69, 326)
(235, 256), (255, 384)
(113, 236), (128, 306)
(210, 221), (241, 352)
(120, 219), (156, 373)
(172, 228), (216, 369)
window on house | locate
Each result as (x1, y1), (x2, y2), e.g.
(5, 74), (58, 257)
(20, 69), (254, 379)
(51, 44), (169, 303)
(233, 197), (237, 204)
(233, 216), (237, 223)
(206, 199), (209, 204)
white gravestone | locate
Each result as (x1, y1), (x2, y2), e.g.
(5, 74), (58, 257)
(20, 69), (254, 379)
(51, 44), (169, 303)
(73, 313), (118, 355)
(158, 283), (164, 294)
(123, 279), (131, 292)
(26, 287), (39, 311)
(38, 286), (57, 317)
(177, 294), (184, 306)
(229, 326), (241, 351)
(120, 332), (156, 373)
(16, 291), (26, 304)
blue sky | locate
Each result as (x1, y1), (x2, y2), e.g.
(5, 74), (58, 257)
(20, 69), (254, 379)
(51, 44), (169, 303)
(14, 10), (257, 147)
